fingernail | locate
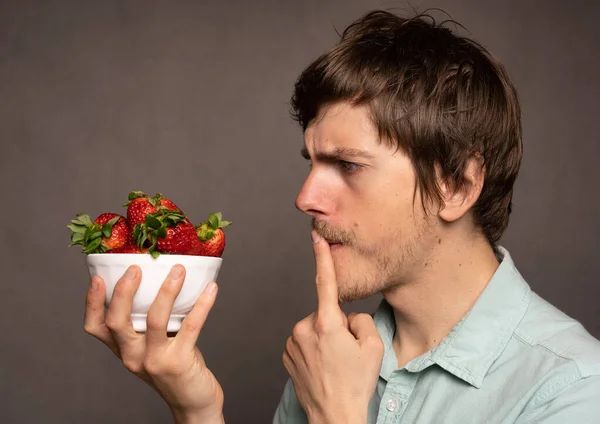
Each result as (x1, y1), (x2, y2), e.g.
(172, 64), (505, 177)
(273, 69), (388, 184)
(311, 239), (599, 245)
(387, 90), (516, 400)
(124, 266), (138, 281)
(169, 265), (183, 280)
(205, 282), (217, 295)
(91, 277), (99, 291)
(311, 231), (322, 244)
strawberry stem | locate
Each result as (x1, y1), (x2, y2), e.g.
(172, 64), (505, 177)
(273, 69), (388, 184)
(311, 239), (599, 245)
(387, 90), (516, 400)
(66, 213), (120, 254)
(196, 212), (232, 240)
(133, 208), (187, 255)
(123, 190), (148, 206)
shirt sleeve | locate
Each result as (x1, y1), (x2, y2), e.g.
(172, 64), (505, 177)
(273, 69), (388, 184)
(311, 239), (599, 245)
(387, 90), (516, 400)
(272, 378), (309, 424)
(515, 376), (600, 423)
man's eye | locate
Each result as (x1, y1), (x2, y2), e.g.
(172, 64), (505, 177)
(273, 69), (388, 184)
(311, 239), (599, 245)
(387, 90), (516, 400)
(338, 160), (361, 173)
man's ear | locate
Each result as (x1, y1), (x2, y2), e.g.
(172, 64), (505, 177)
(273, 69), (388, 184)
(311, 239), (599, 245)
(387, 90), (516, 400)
(438, 155), (485, 223)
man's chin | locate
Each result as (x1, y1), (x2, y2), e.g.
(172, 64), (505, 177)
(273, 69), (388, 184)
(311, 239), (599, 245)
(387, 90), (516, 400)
(333, 251), (380, 303)
(338, 291), (378, 304)
(337, 280), (383, 304)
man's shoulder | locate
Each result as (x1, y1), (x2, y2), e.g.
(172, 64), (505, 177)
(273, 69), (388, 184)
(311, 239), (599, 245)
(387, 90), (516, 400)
(514, 291), (600, 378)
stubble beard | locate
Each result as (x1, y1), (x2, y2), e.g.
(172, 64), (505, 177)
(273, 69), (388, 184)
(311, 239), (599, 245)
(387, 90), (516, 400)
(312, 217), (429, 303)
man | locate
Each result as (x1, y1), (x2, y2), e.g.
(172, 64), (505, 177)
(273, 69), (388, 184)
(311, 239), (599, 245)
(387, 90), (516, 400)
(84, 10), (600, 424)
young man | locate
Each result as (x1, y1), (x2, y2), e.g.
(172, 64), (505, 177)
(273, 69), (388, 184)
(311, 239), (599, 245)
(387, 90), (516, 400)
(84, 10), (600, 424)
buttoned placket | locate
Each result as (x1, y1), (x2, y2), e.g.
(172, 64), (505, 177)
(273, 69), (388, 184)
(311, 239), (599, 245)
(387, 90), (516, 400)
(376, 368), (419, 423)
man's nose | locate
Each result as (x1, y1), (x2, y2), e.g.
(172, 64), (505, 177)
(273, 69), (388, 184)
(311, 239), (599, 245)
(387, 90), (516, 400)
(295, 171), (328, 219)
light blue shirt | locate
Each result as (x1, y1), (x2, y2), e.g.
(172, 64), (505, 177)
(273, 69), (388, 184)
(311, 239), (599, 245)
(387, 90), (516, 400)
(273, 247), (600, 423)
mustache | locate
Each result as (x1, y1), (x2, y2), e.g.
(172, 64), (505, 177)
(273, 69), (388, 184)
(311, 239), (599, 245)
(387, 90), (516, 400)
(311, 218), (354, 245)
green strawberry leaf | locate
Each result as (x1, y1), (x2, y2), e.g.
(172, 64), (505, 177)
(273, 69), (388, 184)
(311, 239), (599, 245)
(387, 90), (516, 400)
(157, 225), (168, 238)
(133, 224), (141, 240)
(133, 223), (145, 249)
(148, 234), (158, 253)
(83, 226), (96, 243)
(129, 191), (146, 200)
(145, 215), (162, 229)
(139, 231), (148, 249)
(150, 250), (161, 258)
(220, 220), (232, 228)
(124, 190), (146, 206)
(82, 237), (102, 254)
(199, 228), (215, 241)
(68, 231), (86, 246)
(101, 225), (112, 238)
(77, 214), (93, 227)
(70, 232), (85, 243)
(67, 223), (86, 234)
(106, 216), (120, 227)
(89, 230), (103, 240)
(149, 193), (162, 207)
(208, 213), (219, 230)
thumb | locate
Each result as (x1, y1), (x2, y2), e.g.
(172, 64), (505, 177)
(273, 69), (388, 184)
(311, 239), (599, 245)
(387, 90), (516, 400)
(342, 312), (351, 329)
(348, 313), (380, 342)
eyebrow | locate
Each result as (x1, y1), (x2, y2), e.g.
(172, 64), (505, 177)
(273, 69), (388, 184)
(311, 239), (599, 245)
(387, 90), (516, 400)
(300, 146), (375, 161)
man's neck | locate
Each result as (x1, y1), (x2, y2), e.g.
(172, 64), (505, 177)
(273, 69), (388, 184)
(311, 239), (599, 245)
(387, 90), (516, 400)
(382, 232), (500, 368)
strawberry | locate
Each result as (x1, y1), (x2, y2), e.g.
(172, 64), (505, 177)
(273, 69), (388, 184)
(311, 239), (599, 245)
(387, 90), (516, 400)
(124, 190), (182, 228)
(186, 236), (203, 256)
(67, 213), (129, 253)
(156, 221), (198, 255)
(108, 244), (148, 254)
(133, 207), (197, 257)
(195, 212), (232, 257)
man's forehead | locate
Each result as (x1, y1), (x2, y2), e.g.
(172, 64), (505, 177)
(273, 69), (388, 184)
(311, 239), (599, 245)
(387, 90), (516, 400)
(303, 103), (379, 152)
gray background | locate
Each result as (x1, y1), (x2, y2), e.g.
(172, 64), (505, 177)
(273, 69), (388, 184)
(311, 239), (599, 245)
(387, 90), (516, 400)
(1, 0), (599, 423)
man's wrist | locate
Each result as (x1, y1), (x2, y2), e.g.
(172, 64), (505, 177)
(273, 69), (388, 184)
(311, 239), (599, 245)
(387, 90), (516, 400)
(308, 409), (367, 424)
(171, 406), (225, 424)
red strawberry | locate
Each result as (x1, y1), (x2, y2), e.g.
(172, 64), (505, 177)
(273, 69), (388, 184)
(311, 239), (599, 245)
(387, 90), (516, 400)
(194, 213), (232, 257)
(67, 213), (129, 253)
(133, 207), (196, 257)
(124, 191), (182, 228)
(186, 236), (203, 256)
(156, 221), (198, 255)
(108, 244), (148, 254)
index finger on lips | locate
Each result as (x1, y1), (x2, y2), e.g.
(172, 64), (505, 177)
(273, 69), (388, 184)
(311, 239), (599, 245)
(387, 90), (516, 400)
(312, 230), (341, 317)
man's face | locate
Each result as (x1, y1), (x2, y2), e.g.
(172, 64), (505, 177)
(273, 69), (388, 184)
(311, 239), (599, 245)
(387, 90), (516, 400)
(295, 102), (440, 302)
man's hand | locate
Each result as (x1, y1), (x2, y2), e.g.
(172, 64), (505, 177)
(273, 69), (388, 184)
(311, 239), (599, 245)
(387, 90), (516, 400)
(282, 231), (384, 424)
(84, 264), (224, 424)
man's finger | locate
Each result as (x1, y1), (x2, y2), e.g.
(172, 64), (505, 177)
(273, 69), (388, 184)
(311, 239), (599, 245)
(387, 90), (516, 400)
(348, 313), (380, 342)
(312, 230), (340, 316)
(83, 276), (120, 356)
(104, 265), (141, 345)
(175, 281), (219, 350)
(145, 265), (186, 349)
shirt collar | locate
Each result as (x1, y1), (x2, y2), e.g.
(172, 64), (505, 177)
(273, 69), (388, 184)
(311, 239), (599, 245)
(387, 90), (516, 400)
(373, 246), (531, 388)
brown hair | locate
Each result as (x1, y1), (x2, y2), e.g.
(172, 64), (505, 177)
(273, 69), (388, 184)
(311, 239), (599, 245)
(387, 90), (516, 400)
(290, 10), (523, 245)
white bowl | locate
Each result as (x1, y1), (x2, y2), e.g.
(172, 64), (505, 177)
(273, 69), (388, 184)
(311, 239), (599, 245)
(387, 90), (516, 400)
(86, 253), (222, 332)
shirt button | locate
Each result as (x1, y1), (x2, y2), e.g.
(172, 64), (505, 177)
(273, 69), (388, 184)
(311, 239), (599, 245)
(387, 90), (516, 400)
(386, 398), (398, 412)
